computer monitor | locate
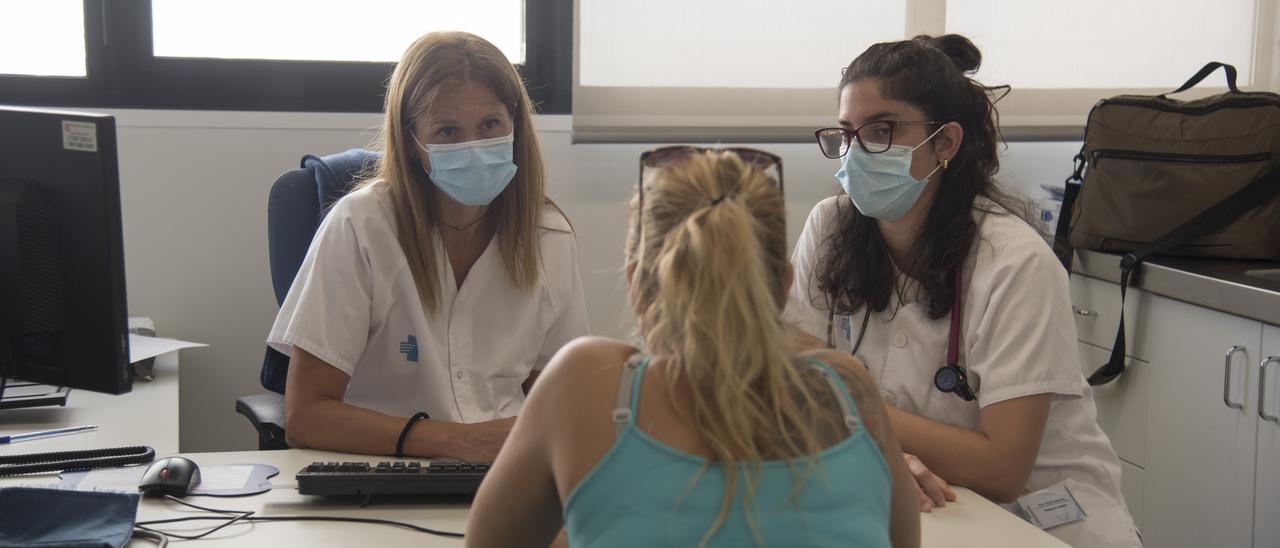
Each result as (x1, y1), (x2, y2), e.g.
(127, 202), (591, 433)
(0, 105), (131, 395)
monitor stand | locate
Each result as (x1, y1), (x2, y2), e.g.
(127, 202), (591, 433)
(0, 380), (70, 410)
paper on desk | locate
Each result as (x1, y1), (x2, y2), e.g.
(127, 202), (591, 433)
(69, 465), (146, 493)
(129, 334), (206, 364)
(198, 465), (254, 490)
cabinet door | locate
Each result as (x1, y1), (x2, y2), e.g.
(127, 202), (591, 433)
(1078, 342), (1149, 468)
(1077, 342), (1147, 530)
(1256, 324), (1280, 548)
(1141, 294), (1259, 548)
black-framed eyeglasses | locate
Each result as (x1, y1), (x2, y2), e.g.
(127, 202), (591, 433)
(635, 146), (784, 244)
(814, 120), (940, 158)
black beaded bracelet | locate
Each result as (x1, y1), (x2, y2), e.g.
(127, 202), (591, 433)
(395, 412), (430, 458)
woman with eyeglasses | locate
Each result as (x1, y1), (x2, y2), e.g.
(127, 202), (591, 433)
(787, 35), (1140, 547)
(467, 151), (919, 547)
(267, 32), (588, 461)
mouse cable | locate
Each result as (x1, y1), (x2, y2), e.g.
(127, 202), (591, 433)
(134, 497), (254, 541)
(138, 515), (467, 539)
(135, 496), (465, 539)
(130, 528), (169, 548)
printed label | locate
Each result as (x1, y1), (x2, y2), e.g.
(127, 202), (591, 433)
(1017, 483), (1086, 530)
(62, 120), (98, 152)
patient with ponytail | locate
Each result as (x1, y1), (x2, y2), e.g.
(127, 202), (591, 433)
(466, 151), (919, 548)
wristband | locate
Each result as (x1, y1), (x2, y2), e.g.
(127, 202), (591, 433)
(395, 412), (430, 458)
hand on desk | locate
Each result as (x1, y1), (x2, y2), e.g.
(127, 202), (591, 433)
(904, 452), (956, 512)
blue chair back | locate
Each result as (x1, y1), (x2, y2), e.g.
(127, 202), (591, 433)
(261, 149), (382, 393)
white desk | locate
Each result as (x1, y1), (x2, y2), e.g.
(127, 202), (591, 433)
(113, 448), (1065, 547)
(0, 351), (180, 456)
(0, 346), (1066, 547)
(1, 433), (1067, 547)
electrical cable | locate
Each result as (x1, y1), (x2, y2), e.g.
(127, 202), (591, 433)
(130, 528), (169, 547)
(0, 445), (155, 476)
(134, 496), (465, 540)
(133, 497), (253, 541)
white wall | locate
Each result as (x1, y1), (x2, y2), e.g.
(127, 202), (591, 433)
(105, 109), (1077, 452)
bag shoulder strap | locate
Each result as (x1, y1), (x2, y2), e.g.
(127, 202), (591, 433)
(1053, 150), (1087, 271)
(1089, 164), (1280, 385)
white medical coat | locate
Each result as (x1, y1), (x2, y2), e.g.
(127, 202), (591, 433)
(268, 184), (589, 423)
(786, 196), (1140, 548)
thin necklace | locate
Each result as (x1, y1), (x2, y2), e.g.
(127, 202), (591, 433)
(439, 209), (489, 232)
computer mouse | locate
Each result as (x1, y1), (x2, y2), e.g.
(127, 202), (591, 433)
(138, 456), (202, 497)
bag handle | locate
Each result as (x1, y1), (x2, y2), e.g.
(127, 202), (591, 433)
(1089, 165), (1280, 385)
(1163, 62), (1240, 96)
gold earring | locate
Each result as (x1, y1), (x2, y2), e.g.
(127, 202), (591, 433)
(942, 159), (950, 170)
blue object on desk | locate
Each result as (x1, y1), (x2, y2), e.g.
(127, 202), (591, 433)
(0, 425), (97, 444)
(0, 487), (139, 548)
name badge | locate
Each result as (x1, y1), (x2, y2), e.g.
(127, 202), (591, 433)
(1015, 483), (1086, 530)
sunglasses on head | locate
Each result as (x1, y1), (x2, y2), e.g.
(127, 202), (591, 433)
(634, 146), (785, 241)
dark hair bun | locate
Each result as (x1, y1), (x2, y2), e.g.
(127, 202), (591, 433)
(929, 34), (982, 73)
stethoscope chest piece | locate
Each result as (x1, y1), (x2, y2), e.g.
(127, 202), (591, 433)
(934, 364), (976, 401)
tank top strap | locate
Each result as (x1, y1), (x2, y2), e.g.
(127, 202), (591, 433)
(805, 359), (862, 435)
(612, 353), (650, 435)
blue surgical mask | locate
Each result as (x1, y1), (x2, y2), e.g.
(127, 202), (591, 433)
(414, 133), (518, 206)
(836, 125), (945, 220)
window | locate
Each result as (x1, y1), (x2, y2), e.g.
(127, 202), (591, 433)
(4, 1), (1271, 127)
(151, 0), (525, 64)
(0, 1), (86, 77)
(0, 0), (570, 114)
(579, 0), (904, 88)
(947, 0), (1256, 89)
(574, 0), (908, 142)
(945, 0), (1267, 127)
(573, 0), (1277, 142)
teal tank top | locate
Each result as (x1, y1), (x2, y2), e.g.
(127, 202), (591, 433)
(562, 356), (893, 547)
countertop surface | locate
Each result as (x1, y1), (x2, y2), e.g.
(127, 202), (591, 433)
(1073, 249), (1280, 326)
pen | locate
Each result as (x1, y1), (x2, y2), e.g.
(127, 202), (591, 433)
(0, 425), (98, 443)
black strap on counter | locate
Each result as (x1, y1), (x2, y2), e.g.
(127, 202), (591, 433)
(1089, 165), (1280, 385)
(0, 445), (155, 476)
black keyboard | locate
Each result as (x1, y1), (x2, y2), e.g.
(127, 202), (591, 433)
(296, 460), (490, 497)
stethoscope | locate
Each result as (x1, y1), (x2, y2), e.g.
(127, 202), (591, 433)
(826, 267), (975, 401)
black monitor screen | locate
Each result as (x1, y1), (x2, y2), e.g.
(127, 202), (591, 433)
(0, 106), (130, 394)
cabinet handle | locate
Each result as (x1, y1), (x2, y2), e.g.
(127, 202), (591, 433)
(1262, 356), (1280, 423)
(1224, 346), (1245, 410)
(1072, 305), (1095, 317)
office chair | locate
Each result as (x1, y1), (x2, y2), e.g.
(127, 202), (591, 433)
(235, 149), (382, 450)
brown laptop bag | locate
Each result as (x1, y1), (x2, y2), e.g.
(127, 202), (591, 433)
(1054, 62), (1280, 385)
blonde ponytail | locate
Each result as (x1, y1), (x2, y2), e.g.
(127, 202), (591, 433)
(628, 152), (825, 545)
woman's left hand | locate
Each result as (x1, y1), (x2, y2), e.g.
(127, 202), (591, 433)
(903, 453), (957, 512)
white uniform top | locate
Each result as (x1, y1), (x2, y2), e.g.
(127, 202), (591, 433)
(785, 197), (1140, 548)
(267, 183), (589, 423)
